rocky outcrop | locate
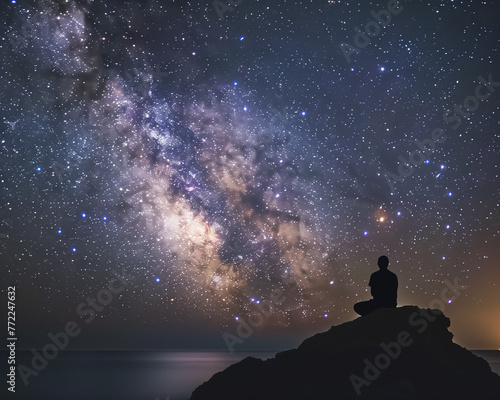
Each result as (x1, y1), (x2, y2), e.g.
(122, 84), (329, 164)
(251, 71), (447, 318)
(191, 306), (500, 400)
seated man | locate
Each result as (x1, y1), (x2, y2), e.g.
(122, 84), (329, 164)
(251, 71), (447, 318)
(354, 255), (398, 316)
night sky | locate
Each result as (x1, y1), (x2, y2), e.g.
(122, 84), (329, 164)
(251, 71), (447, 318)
(1, 0), (499, 350)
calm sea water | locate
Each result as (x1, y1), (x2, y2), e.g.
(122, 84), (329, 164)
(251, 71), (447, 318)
(10, 350), (276, 400)
(6, 350), (500, 400)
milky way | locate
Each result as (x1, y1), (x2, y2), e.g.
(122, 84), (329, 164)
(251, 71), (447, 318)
(1, 0), (499, 348)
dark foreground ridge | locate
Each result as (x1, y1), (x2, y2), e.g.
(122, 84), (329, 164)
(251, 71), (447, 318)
(191, 306), (500, 400)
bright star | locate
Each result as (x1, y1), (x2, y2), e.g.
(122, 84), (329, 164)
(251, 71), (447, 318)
(448, 192), (452, 196)
(363, 231), (368, 236)
(239, 36), (244, 41)
(380, 66), (385, 72)
(81, 213), (86, 218)
(156, 278), (160, 282)
(72, 248), (77, 252)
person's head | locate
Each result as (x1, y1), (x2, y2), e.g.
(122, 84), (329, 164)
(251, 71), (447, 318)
(377, 255), (389, 269)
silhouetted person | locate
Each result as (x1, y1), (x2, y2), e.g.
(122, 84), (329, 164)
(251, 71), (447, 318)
(354, 255), (398, 316)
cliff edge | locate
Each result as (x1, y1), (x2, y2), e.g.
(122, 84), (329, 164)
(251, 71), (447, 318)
(191, 306), (500, 400)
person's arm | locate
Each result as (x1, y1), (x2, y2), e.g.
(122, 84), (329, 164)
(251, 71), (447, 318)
(369, 274), (375, 297)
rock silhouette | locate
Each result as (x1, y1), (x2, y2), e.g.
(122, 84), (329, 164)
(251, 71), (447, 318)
(191, 306), (500, 400)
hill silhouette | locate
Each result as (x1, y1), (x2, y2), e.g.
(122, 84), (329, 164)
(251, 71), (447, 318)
(191, 306), (500, 400)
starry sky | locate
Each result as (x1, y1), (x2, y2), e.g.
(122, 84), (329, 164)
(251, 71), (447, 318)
(1, 0), (499, 350)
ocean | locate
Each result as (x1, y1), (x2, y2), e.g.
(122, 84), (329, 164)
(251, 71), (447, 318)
(7, 349), (500, 400)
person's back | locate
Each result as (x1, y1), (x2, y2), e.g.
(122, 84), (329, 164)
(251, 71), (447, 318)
(354, 255), (398, 316)
(369, 268), (398, 308)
